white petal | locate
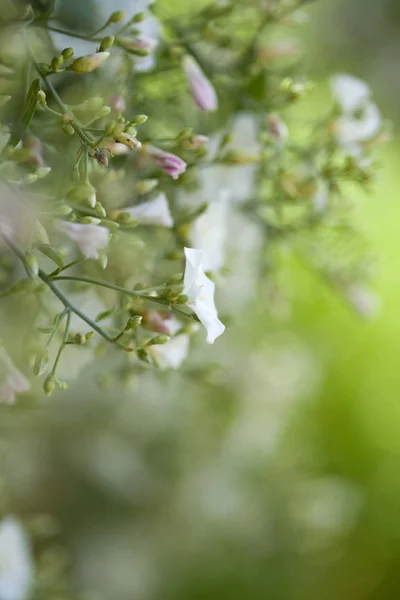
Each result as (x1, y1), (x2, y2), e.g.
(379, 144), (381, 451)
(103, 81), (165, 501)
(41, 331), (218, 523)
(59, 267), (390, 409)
(0, 348), (29, 404)
(124, 193), (173, 228)
(331, 74), (371, 113)
(335, 102), (381, 145)
(151, 335), (190, 369)
(183, 248), (225, 344)
(0, 516), (33, 600)
(57, 222), (110, 259)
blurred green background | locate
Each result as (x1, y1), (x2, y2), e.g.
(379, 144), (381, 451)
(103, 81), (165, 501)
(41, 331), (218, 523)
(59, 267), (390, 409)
(3, 0), (400, 599)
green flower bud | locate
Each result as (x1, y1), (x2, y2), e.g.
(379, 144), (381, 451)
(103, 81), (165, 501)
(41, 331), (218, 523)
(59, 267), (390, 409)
(79, 216), (99, 224)
(43, 375), (56, 396)
(74, 333), (86, 345)
(175, 294), (189, 304)
(95, 202), (107, 218)
(68, 52), (110, 74)
(126, 315), (142, 330)
(167, 273), (183, 285)
(62, 124), (75, 136)
(135, 179), (159, 195)
(133, 114), (148, 125)
(51, 55), (64, 71)
(100, 219), (120, 231)
(97, 105), (111, 118)
(37, 90), (47, 106)
(56, 204), (73, 216)
(33, 353), (49, 377)
(36, 166), (51, 179)
(69, 183), (96, 208)
(85, 332), (94, 341)
(61, 47), (74, 59)
(132, 12), (146, 22)
(147, 334), (170, 346)
(137, 348), (151, 363)
(116, 211), (132, 224)
(37, 63), (50, 76)
(109, 10), (125, 22)
(25, 253), (39, 277)
(100, 36), (114, 51)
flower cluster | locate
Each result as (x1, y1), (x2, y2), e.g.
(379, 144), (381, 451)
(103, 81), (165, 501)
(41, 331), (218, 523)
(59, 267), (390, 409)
(0, 0), (386, 398)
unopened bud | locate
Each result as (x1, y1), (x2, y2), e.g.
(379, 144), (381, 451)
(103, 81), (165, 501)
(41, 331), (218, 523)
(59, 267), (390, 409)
(116, 211), (132, 224)
(132, 12), (146, 22)
(43, 375), (56, 396)
(114, 131), (142, 149)
(133, 114), (148, 125)
(135, 178), (159, 194)
(37, 63), (50, 76)
(109, 10), (125, 23)
(68, 52), (110, 74)
(62, 124), (75, 136)
(37, 90), (47, 106)
(126, 315), (142, 330)
(61, 47), (74, 59)
(175, 294), (189, 304)
(147, 334), (170, 346)
(74, 333), (86, 345)
(51, 55), (64, 71)
(36, 166), (51, 179)
(22, 173), (38, 184)
(95, 202), (107, 218)
(100, 36), (114, 51)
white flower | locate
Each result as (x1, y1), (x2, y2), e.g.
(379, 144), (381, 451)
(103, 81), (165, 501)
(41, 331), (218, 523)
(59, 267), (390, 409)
(57, 221), (110, 259)
(0, 348), (30, 405)
(123, 193), (173, 228)
(150, 335), (190, 369)
(331, 74), (381, 149)
(0, 516), (33, 600)
(183, 248), (225, 344)
(189, 191), (229, 271)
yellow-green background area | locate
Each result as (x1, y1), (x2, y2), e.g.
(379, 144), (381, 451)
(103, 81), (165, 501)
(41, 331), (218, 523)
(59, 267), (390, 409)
(3, 0), (400, 599)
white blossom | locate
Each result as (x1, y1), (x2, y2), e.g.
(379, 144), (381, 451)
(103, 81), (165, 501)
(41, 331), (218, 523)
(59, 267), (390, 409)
(151, 335), (190, 369)
(123, 193), (173, 228)
(57, 220), (110, 259)
(183, 248), (225, 344)
(0, 348), (30, 405)
(189, 191), (229, 271)
(331, 74), (381, 149)
(0, 516), (33, 600)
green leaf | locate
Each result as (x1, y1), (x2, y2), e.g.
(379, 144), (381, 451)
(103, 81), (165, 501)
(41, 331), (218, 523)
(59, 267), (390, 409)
(9, 78), (41, 148)
(37, 244), (64, 269)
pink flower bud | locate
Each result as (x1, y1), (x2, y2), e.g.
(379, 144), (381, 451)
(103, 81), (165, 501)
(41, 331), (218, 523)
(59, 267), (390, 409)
(182, 55), (218, 111)
(145, 145), (187, 180)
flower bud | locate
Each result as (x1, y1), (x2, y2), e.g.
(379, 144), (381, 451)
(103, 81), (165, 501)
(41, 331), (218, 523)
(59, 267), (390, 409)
(100, 36), (114, 51)
(36, 90), (46, 106)
(69, 183), (96, 208)
(182, 55), (218, 111)
(43, 375), (56, 396)
(37, 63), (50, 76)
(22, 173), (37, 184)
(36, 166), (51, 179)
(51, 56), (64, 71)
(147, 334), (170, 346)
(133, 114), (148, 125)
(62, 124), (75, 136)
(61, 47), (74, 59)
(95, 202), (107, 218)
(135, 179), (159, 194)
(126, 315), (142, 330)
(132, 12), (146, 22)
(68, 52), (110, 74)
(109, 10), (125, 23)
(114, 131), (142, 149)
(116, 211), (132, 224)
(74, 333), (86, 345)
(176, 294), (189, 304)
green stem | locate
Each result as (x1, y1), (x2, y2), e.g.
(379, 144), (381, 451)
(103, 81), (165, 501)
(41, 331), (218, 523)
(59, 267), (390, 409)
(50, 310), (71, 376)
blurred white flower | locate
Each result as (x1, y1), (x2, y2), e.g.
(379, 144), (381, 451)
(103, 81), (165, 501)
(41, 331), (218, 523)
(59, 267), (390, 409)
(189, 191), (229, 272)
(183, 248), (225, 344)
(331, 74), (381, 149)
(123, 193), (173, 227)
(151, 335), (190, 369)
(57, 221), (110, 259)
(0, 348), (30, 405)
(0, 516), (33, 600)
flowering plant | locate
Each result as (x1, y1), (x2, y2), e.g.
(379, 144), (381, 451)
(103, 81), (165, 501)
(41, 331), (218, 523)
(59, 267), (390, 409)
(0, 0), (386, 402)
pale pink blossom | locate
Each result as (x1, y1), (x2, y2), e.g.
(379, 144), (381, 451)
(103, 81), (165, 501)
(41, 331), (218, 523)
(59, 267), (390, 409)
(182, 55), (218, 111)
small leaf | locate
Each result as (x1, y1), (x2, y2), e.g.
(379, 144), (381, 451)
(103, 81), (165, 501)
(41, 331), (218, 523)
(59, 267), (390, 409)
(37, 244), (63, 269)
(9, 79), (41, 147)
